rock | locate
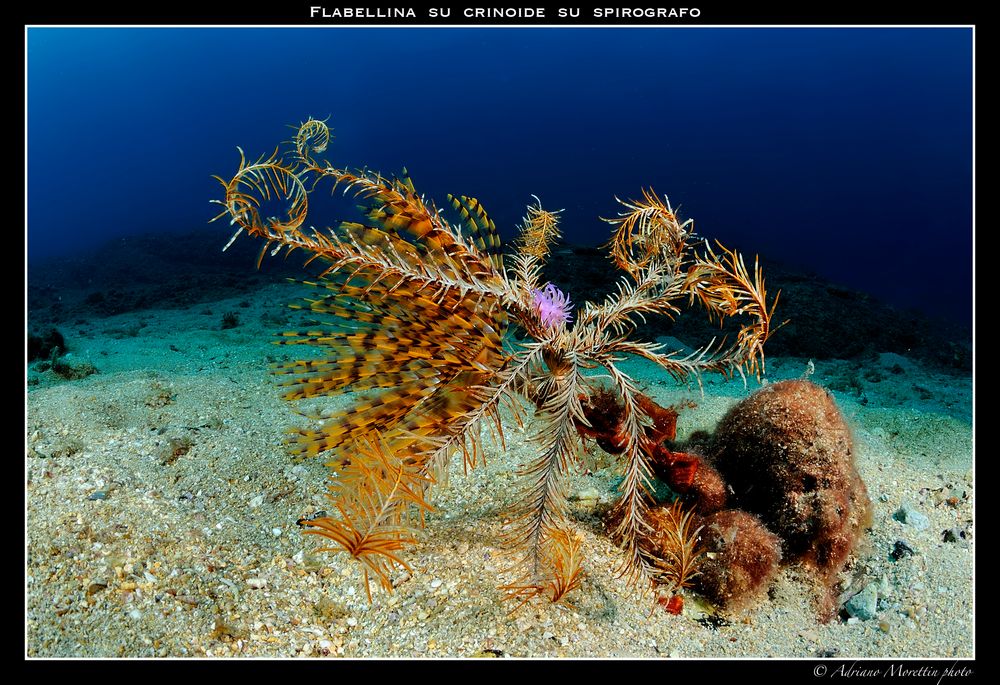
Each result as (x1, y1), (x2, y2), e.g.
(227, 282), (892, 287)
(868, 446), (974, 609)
(845, 582), (878, 621)
(941, 527), (970, 547)
(88, 490), (107, 500)
(247, 577), (267, 589)
(877, 352), (916, 374)
(570, 487), (600, 503)
(893, 503), (929, 531)
(890, 540), (915, 561)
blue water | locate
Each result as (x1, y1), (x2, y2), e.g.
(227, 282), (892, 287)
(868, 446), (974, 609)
(26, 27), (972, 324)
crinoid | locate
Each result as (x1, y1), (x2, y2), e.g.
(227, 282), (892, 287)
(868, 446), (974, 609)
(211, 117), (778, 607)
(643, 500), (705, 592)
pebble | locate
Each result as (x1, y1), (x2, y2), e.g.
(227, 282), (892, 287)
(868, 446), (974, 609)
(845, 582), (879, 621)
(893, 503), (930, 531)
(890, 540), (916, 561)
(941, 527), (968, 544)
(128, 609), (141, 620)
(346, 617), (358, 627)
(249, 495), (264, 508)
(430, 579), (443, 589)
(271, 528), (283, 537)
(88, 491), (107, 500)
(247, 578), (267, 589)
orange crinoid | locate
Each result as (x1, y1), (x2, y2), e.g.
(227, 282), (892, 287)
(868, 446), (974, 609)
(212, 117), (777, 607)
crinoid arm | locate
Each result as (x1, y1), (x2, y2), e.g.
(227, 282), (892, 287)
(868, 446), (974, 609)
(644, 500), (705, 591)
(681, 239), (781, 379)
(505, 357), (588, 561)
(603, 188), (693, 278)
(301, 431), (433, 601)
(500, 526), (586, 613)
(514, 195), (564, 262)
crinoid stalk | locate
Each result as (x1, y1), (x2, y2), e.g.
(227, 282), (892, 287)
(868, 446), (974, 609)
(211, 117), (778, 607)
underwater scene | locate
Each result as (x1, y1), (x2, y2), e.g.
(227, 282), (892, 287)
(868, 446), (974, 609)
(26, 27), (973, 659)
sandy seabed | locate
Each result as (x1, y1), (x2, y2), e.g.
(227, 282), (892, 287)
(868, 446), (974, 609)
(25, 283), (974, 659)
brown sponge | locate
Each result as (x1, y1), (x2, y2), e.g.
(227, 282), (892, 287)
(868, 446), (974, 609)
(694, 509), (783, 610)
(710, 380), (872, 582)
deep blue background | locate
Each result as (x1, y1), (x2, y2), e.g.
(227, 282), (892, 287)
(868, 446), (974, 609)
(27, 27), (973, 323)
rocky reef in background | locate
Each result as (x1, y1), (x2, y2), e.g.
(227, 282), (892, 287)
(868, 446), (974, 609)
(542, 245), (971, 374)
(27, 233), (970, 374)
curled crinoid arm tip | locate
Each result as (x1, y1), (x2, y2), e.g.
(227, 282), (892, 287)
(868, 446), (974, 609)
(293, 115), (333, 159)
(603, 188), (694, 279)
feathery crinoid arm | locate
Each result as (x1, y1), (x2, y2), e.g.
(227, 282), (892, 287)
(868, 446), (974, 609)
(291, 115), (332, 163)
(574, 344), (661, 588)
(514, 195), (563, 262)
(212, 118), (508, 300)
(646, 500), (704, 592)
(583, 190), (777, 384)
(571, 190), (777, 588)
(209, 146), (311, 268)
(301, 431), (433, 601)
(578, 190), (693, 336)
(604, 188), (692, 279)
(502, 353), (590, 603)
(500, 526), (586, 613)
(598, 240), (778, 385)
(681, 239), (779, 379)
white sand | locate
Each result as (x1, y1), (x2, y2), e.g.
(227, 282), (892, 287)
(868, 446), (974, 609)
(25, 283), (973, 658)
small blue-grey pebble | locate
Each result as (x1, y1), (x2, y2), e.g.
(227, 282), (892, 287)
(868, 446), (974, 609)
(845, 583), (879, 621)
(892, 503), (930, 531)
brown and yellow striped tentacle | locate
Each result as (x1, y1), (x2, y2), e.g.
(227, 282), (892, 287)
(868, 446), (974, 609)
(447, 194), (504, 270)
